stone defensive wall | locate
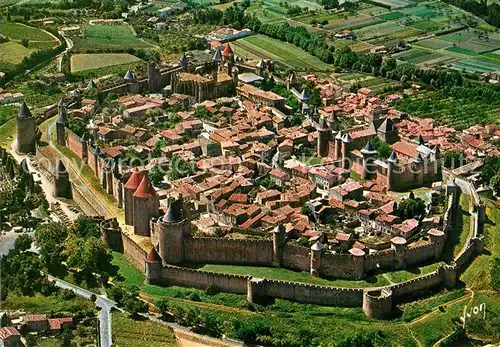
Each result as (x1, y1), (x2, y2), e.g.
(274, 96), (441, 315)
(184, 237), (274, 265)
(65, 128), (87, 161)
(107, 179), (487, 319)
(123, 232), (147, 273)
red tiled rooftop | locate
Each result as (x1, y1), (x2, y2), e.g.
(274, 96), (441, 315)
(124, 169), (144, 190)
(0, 327), (20, 339)
(349, 248), (365, 256)
(133, 176), (154, 199)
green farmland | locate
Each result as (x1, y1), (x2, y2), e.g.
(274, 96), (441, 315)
(232, 34), (332, 71)
(72, 24), (155, 52)
(70, 53), (141, 72)
(0, 22), (55, 41)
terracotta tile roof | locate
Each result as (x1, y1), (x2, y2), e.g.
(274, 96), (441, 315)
(392, 141), (418, 158)
(48, 317), (73, 330)
(124, 169), (144, 190)
(133, 176), (154, 199)
(0, 327), (20, 339)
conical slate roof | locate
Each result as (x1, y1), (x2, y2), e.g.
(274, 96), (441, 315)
(417, 135), (424, 145)
(299, 89), (309, 101)
(93, 146), (101, 155)
(18, 102), (32, 118)
(335, 130), (343, 140)
(311, 241), (323, 251)
(87, 79), (97, 90)
(179, 52), (188, 64)
(124, 70), (135, 81)
(124, 169), (144, 190)
(342, 133), (352, 143)
(56, 107), (68, 124)
(163, 198), (183, 223)
(133, 176), (154, 199)
(378, 118), (392, 133)
(361, 141), (377, 155)
(256, 59), (265, 68)
(319, 115), (329, 130)
(57, 98), (67, 108)
(447, 179), (457, 187)
(275, 224), (285, 234)
(56, 159), (67, 175)
(146, 247), (161, 263)
(212, 47), (222, 62)
(388, 151), (398, 163)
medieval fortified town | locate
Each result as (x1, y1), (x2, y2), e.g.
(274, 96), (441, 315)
(0, 0), (499, 346)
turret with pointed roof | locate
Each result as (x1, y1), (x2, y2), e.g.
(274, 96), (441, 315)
(212, 47), (222, 63)
(133, 175), (159, 236)
(16, 102), (37, 154)
(54, 159), (71, 198)
(56, 105), (68, 147)
(157, 197), (191, 264)
(124, 70), (136, 82)
(145, 246), (162, 284)
(124, 169), (144, 226)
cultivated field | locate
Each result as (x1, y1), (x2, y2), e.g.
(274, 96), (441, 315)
(0, 41), (33, 64)
(0, 22), (55, 41)
(232, 34), (332, 71)
(72, 24), (155, 52)
(112, 312), (177, 347)
(70, 53), (141, 72)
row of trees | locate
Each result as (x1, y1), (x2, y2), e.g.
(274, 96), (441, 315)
(442, 0), (500, 28)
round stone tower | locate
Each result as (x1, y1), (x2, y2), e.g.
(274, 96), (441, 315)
(362, 289), (393, 319)
(341, 133), (352, 170)
(390, 236), (407, 270)
(54, 159), (71, 199)
(317, 115), (331, 158)
(123, 169), (143, 226)
(157, 198), (191, 265)
(386, 151), (398, 192)
(56, 102), (68, 147)
(272, 224), (286, 266)
(361, 141), (378, 180)
(16, 102), (37, 154)
(145, 247), (162, 284)
(310, 241), (323, 276)
(133, 175), (159, 236)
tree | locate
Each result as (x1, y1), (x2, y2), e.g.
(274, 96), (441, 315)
(443, 151), (465, 169)
(73, 216), (100, 238)
(21, 38), (29, 48)
(14, 234), (32, 251)
(320, 0), (339, 9)
(397, 197), (426, 220)
(490, 173), (500, 196)
(36, 222), (68, 273)
(481, 156), (500, 185)
(66, 237), (110, 281)
(370, 137), (391, 159)
(167, 156), (195, 180)
(124, 297), (148, 319)
(149, 164), (164, 187)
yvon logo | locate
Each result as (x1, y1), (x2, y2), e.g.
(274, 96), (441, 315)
(460, 303), (486, 328)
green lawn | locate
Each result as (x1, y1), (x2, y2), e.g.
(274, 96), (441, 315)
(72, 25), (154, 52)
(194, 263), (389, 288)
(383, 262), (444, 283)
(0, 117), (16, 148)
(112, 312), (177, 347)
(70, 53), (141, 72)
(232, 35), (332, 71)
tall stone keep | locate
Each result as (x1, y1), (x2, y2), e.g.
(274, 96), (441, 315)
(16, 102), (37, 154)
(132, 175), (159, 236)
(54, 159), (71, 198)
(157, 198), (191, 265)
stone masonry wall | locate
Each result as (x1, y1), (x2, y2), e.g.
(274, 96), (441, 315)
(282, 244), (310, 270)
(65, 129), (86, 160)
(123, 233), (147, 273)
(184, 238), (273, 265)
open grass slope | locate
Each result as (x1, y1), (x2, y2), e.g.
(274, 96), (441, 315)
(70, 53), (141, 72)
(112, 312), (178, 347)
(232, 34), (332, 71)
(1, 292), (95, 313)
(0, 22), (55, 41)
(72, 24), (154, 52)
(0, 41), (33, 64)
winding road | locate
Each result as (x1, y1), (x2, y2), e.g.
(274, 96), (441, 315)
(48, 275), (117, 347)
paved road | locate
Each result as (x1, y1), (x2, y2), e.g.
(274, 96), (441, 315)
(48, 275), (117, 347)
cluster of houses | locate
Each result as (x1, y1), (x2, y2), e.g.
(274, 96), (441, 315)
(0, 313), (74, 347)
